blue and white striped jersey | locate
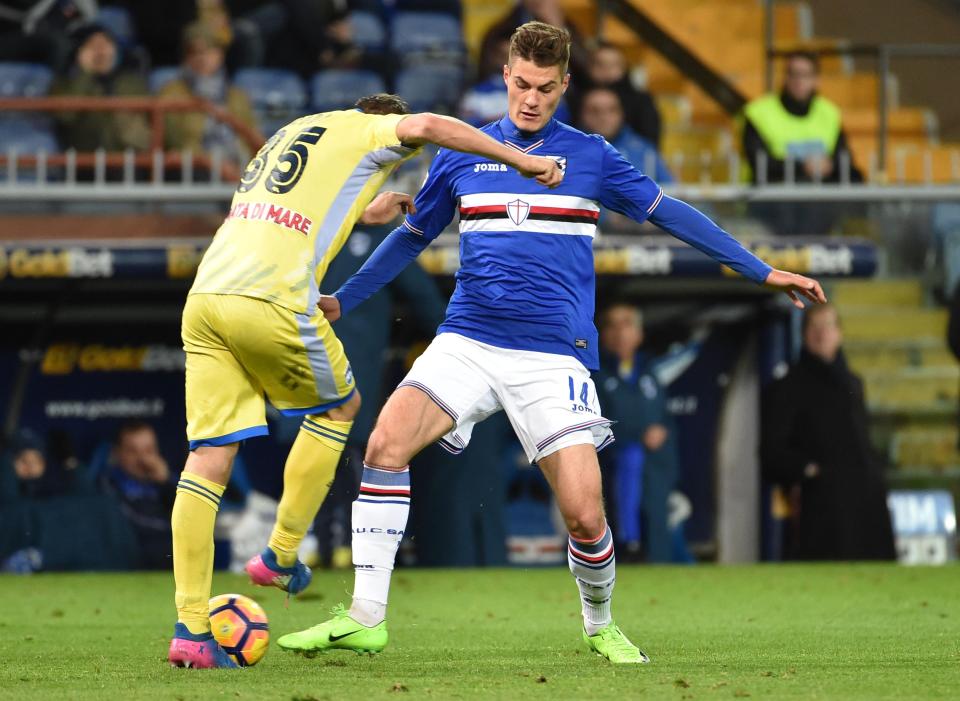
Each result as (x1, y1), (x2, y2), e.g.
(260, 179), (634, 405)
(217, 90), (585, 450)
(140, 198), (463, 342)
(400, 116), (664, 370)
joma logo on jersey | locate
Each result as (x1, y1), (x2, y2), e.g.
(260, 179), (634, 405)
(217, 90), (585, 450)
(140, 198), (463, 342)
(473, 163), (508, 173)
(506, 199), (530, 225)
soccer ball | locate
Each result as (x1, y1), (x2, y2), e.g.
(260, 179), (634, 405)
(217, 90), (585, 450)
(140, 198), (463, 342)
(208, 593), (270, 666)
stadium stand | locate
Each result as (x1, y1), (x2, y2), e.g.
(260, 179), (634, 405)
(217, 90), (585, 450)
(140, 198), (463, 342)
(832, 279), (958, 472)
(147, 66), (180, 94)
(348, 11), (387, 52)
(234, 67), (307, 135)
(390, 11), (467, 63)
(558, 0), (960, 184)
(0, 116), (58, 154)
(311, 69), (386, 113)
(395, 64), (465, 112)
(0, 61), (53, 97)
(95, 5), (136, 49)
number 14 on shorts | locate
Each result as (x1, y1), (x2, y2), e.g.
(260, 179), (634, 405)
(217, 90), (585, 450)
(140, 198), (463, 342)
(568, 376), (594, 413)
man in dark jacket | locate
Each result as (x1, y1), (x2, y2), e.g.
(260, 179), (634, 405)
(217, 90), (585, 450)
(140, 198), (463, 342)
(761, 304), (895, 560)
(100, 421), (177, 569)
(50, 22), (151, 152)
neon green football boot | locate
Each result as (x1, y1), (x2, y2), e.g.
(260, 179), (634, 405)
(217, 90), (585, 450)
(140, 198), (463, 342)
(582, 623), (650, 664)
(277, 604), (387, 656)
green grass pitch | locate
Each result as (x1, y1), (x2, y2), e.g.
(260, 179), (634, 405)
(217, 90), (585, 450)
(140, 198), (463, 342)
(1, 564), (957, 700)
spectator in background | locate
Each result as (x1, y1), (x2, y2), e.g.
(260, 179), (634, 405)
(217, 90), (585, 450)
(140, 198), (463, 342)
(50, 22), (151, 152)
(578, 86), (672, 183)
(572, 42), (661, 148)
(460, 37), (512, 127)
(100, 421), (176, 569)
(761, 304), (895, 561)
(0, 0), (96, 70)
(479, 0), (588, 83)
(743, 51), (861, 185)
(0, 429), (82, 503)
(460, 35), (571, 127)
(159, 21), (257, 165)
(229, 0), (352, 75)
(0, 428), (95, 573)
(315, 8), (361, 71)
(595, 304), (686, 563)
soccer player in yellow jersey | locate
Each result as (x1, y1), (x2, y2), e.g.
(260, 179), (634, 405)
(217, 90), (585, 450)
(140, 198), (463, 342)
(168, 94), (563, 668)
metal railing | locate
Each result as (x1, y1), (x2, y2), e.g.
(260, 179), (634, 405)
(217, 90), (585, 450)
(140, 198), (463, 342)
(1, 153), (958, 202)
(1, 103), (959, 202)
(0, 95), (265, 184)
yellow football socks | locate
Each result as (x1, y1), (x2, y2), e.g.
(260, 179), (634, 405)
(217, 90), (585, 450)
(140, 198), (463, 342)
(172, 471), (225, 635)
(268, 415), (352, 567)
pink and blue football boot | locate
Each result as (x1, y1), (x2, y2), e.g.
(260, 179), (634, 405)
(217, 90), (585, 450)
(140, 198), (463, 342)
(168, 623), (238, 669)
(245, 547), (312, 595)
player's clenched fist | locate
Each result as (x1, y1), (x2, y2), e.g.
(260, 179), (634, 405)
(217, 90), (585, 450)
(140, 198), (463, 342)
(318, 294), (342, 322)
(360, 191), (416, 226)
(517, 155), (564, 188)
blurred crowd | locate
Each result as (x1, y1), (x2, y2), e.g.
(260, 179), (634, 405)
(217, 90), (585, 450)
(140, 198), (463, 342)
(0, 0), (866, 199)
(1, 420), (180, 572)
(0, 418), (254, 572)
(0, 0), (675, 180)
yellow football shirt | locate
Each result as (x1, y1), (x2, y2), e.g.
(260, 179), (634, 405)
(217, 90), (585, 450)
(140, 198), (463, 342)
(190, 110), (419, 313)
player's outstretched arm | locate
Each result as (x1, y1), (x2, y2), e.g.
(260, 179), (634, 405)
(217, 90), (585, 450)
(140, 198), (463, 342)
(599, 139), (827, 308)
(647, 195), (826, 308)
(322, 226), (429, 322)
(397, 113), (563, 188)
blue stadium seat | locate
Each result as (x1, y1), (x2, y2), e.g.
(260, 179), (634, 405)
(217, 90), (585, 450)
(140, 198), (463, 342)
(234, 68), (307, 112)
(390, 12), (464, 58)
(96, 6), (137, 48)
(148, 66), (180, 94)
(0, 117), (59, 183)
(395, 64), (464, 112)
(311, 69), (386, 112)
(0, 117), (58, 153)
(0, 62), (53, 97)
(349, 11), (387, 52)
(235, 68), (308, 134)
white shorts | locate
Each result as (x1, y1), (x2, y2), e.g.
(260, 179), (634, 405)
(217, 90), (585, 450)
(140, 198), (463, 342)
(399, 333), (614, 463)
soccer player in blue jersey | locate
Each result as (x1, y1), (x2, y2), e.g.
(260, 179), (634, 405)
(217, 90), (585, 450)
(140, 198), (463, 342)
(277, 22), (825, 663)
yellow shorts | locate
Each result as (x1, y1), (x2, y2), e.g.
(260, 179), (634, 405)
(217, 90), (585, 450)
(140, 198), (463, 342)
(182, 293), (355, 449)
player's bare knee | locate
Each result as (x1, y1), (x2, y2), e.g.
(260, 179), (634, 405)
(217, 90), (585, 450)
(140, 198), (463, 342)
(565, 509), (606, 542)
(364, 423), (412, 468)
(364, 429), (397, 467)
